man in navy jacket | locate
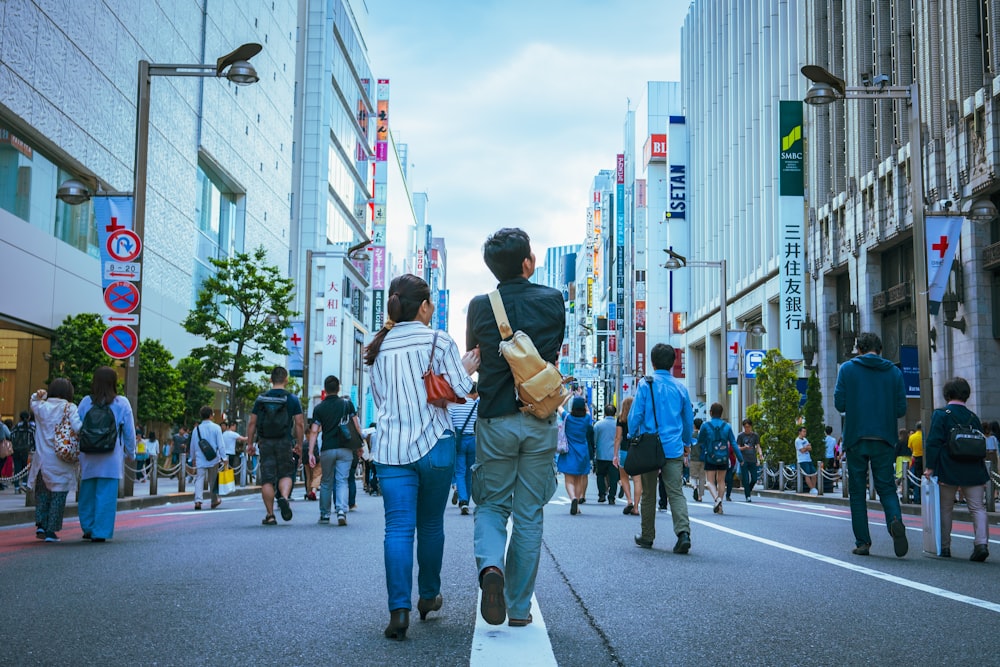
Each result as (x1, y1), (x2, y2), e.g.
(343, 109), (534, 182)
(834, 332), (908, 557)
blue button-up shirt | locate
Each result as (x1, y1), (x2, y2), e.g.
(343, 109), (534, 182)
(627, 371), (693, 459)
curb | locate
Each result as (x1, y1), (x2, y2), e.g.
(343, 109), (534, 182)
(0, 486), (263, 528)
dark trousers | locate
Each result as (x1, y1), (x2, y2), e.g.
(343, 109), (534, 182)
(595, 460), (618, 501)
(658, 471), (668, 508)
(741, 464), (759, 499)
(909, 456), (924, 503)
(725, 466), (736, 499)
(846, 440), (902, 547)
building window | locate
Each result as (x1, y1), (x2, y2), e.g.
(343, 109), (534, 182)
(193, 158), (245, 303)
(0, 123), (99, 256)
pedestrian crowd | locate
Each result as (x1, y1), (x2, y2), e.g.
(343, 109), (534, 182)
(4, 230), (997, 644)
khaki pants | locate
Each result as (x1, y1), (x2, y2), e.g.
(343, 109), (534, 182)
(639, 457), (690, 543)
(689, 460), (705, 499)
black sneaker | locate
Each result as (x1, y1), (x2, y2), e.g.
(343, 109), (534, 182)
(277, 496), (293, 522)
(318, 516), (330, 524)
(673, 531), (691, 554)
(889, 519), (908, 558)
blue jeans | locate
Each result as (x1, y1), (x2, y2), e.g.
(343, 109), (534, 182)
(455, 434), (476, 504)
(320, 448), (354, 517)
(846, 439), (902, 547)
(78, 477), (120, 540)
(472, 412), (558, 620)
(375, 433), (455, 611)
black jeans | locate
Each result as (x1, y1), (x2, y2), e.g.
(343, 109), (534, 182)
(725, 467), (736, 499)
(595, 460), (618, 501)
(741, 464), (759, 499)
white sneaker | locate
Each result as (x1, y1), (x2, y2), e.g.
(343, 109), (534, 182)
(810, 488), (818, 495)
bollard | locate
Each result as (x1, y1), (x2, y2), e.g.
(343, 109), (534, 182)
(240, 453), (248, 487)
(796, 465), (803, 494)
(150, 454), (159, 496)
(987, 461), (996, 513)
(842, 463), (849, 498)
(900, 461), (909, 504)
(778, 461), (786, 492)
(817, 461), (824, 496)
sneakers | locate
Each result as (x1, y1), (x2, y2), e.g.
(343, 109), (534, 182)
(337, 513), (347, 526)
(809, 488), (819, 495)
(460, 503), (470, 516)
(44, 533), (60, 542)
(598, 496), (607, 503)
(713, 498), (723, 514)
(889, 518), (909, 558)
(318, 516), (330, 524)
(451, 488), (459, 505)
(673, 531), (691, 554)
(480, 567), (506, 625)
(277, 496), (293, 522)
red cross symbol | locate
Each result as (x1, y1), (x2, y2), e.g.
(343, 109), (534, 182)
(729, 341), (740, 355)
(289, 331), (302, 346)
(931, 235), (949, 258)
(105, 216), (126, 233)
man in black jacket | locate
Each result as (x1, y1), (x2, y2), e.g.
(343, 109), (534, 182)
(467, 228), (565, 628)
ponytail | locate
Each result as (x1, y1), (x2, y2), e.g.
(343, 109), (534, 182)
(364, 274), (430, 365)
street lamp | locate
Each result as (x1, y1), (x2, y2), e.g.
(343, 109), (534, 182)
(801, 64), (989, 433)
(664, 248), (728, 407)
(57, 43), (262, 417)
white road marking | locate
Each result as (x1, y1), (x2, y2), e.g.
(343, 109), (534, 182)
(693, 518), (1000, 614)
(469, 519), (558, 667)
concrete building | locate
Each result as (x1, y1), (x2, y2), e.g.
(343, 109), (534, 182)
(0, 1), (296, 421)
(804, 0), (1000, 422)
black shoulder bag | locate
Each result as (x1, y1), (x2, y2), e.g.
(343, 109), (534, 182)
(944, 409), (987, 461)
(623, 377), (667, 476)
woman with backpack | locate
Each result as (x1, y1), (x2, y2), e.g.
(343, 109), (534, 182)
(697, 402), (742, 515)
(364, 274), (479, 640)
(923, 377), (990, 561)
(28, 379), (82, 542)
(78, 366), (137, 542)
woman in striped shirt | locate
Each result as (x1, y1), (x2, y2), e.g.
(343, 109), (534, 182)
(365, 274), (480, 640)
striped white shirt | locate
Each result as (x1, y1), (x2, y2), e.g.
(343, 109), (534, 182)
(370, 321), (474, 465)
(449, 399), (479, 436)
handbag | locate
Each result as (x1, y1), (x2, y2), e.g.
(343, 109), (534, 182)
(623, 377), (666, 476)
(196, 426), (217, 461)
(53, 403), (80, 464)
(0, 439), (11, 459)
(423, 330), (466, 408)
(556, 418), (569, 454)
(944, 409), (987, 461)
(217, 466), (236, 495)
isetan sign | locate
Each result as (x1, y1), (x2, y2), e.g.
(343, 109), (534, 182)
(643, 133), (667, 164)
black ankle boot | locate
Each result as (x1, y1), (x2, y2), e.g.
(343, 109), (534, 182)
(384, 609), (409, 640)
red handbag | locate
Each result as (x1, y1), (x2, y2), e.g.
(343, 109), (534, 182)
(423, 331), (466, 409)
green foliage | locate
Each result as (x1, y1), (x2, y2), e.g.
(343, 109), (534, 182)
(803, 371), (826, 463)
(176, 356), (214, 428)
(748, 350), (800, 464)
(182, 246), (297, 421)
(136, 339), (183, 426)
(47, 313), (113, 396)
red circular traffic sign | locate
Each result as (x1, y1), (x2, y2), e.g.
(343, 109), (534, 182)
(103, 281), (140, 314)
(102, 325), (139, 360)
(107, 228), (142, 262)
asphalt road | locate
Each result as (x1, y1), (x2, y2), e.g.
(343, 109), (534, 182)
(1, 483), (997, 666)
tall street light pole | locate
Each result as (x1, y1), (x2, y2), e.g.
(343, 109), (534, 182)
(58, 44), (262, 416)
(801, 65), (998, 433)
(664, 249), (727, 409)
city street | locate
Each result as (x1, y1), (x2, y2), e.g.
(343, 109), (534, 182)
(1, 478), (997, 666)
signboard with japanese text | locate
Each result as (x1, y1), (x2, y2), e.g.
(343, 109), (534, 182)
(94, 196), (139, 360)
(778, 101), (805, 359)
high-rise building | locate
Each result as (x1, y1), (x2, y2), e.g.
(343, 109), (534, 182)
(0, 3), (296, 420)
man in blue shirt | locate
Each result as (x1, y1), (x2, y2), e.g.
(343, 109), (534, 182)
(628, 343), (693, 554)
(593, 404), (619, 503)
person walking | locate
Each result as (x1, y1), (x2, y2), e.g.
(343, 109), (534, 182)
(246, 366), (305, 525)
(191, 407), (225, 510)
(593, 404), (618, 504)
(301, 420), (322, 501)
(10, 411), (35, 494)
(833, 332), (908, 558)
(698, 402), (742, 514)
(467, 228), (565, 627)
(78, 366), (137, 542)
(688, 418), (705, 503)
(629, 343), (693, 553)
(557, 397), (594, 515)
(923, 377), (990, 561)
(737, 419), (762, 502)
(448, 384), (480, 515)
(27, 380), (81, 542)
(307, 375), (362, 526)
(366, 273), (479, 640)
(612, 397), (641, 516)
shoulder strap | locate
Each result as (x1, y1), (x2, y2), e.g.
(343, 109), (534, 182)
(644, 376), (658, 430)
(459, 399), (479, 433)
(488, 290), (514, 340)
(427, 331), (440, 372)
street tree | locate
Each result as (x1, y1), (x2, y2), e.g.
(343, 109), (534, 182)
(176, 356), (214, 428)
(182, 246), (296, 421)
(745, 350), (800, 465)
(803, 370), (826, 464)
(47, 313), (113, 395)
(137, 339), (183, 426)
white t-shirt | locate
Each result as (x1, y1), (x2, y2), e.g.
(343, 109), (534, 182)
(795, 436), (812, 463)
(221, 430), (241, 456)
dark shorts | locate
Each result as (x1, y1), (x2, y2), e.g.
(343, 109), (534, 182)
(704, 462), (728, 471)
(258, 439), (295, 486)
(799, 461), (817, 475)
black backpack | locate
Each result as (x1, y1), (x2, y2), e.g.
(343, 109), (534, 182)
(256, 393), (292, 439)
(11, 423), (33, 454)
(79, 401), (121, 454)
(945, 409), (987, 461)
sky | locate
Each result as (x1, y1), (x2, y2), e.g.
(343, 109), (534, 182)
(365, 0), (691, 346)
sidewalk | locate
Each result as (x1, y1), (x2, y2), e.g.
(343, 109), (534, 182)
(0, 475), (264, 527)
